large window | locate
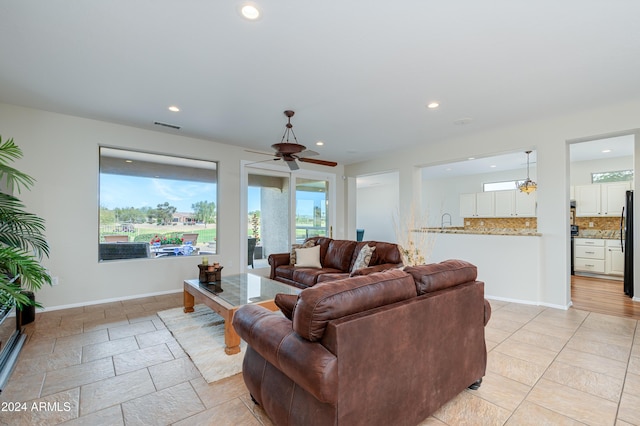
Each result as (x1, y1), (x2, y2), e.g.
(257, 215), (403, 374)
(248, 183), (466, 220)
(99, 147), (218, 261)
(483, 180), (521, 192)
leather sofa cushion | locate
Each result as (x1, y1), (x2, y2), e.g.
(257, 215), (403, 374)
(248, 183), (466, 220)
(274, 293), (298, 320)
(275, 265), (295, 281)
(316, 273), (349, 283)
(351, 241), (402, 269)
(403, 259), (477, 295)
(307, 237), (332, 264)
(323, 240), (357, 271)
(292, 269), (417, 341)
(293, 268), (343, 287)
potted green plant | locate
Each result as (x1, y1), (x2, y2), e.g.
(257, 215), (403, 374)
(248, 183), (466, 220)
(0, 136), (51, 310)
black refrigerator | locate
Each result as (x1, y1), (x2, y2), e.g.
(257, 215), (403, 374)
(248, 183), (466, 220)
(622, 190), (634, 298)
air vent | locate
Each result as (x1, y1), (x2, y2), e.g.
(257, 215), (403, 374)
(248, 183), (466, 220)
(154, 121), (181, 130)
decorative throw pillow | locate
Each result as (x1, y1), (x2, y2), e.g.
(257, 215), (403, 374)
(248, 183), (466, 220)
(295, 245), (322, 268)
(290, 240), (316, 265)
(350, 245), (376, 275)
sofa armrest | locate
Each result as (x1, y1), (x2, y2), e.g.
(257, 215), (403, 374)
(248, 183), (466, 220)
(350, 263), (402, 277)
(232, 304), (338, 403)
(484, 299), (492, 326)
(268, 252), (291, 279)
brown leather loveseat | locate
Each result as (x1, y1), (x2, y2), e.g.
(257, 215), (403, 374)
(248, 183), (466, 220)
(268, 237), (403, 289)
(232, 259), (491, 426)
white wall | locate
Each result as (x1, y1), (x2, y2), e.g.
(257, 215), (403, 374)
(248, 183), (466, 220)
(355, 172), (399, 243)
(570, 156), (633, 187)
(0, 103), (345, 309)
(430, 233), (543, 306)
(345, 99), (640, 308)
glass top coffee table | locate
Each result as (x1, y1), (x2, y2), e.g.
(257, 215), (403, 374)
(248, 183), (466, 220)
(183, 274), (300, 355)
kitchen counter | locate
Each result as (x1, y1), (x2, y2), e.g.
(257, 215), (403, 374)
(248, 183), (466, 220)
(417, 227), (541, 237)
(575, 230), (621, 239)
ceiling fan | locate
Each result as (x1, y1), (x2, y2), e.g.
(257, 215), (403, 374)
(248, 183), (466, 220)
(246, 110), (338, 170)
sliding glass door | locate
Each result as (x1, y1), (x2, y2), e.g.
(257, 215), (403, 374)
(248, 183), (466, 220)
(295, 177), (330, 242)
(244, 162), (335, 270)
(247, 170), (291, 268)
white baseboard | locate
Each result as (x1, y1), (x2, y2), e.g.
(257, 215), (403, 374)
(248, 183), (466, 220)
(37, 289), (183, 313)
(485, 295), (571, 311)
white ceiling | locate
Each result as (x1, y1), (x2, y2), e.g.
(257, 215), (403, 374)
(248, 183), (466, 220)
(1, 2), (639, 166)
(419, 134), (635, 179)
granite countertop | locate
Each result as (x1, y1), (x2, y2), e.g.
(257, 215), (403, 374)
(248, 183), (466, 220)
(416, 227), (541, 237)
(575, 230), (621, 240)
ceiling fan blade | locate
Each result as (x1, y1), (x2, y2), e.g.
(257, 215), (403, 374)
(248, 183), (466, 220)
(286, 159), (299, 171)
(246, 158), (281, 166)
(298, 157), (338, 167)
(245, 149), (277, 157)
(297, 149), (319, 158)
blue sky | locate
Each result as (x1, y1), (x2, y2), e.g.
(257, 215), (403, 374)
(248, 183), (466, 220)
(100, 174), (324, 216)
(100, 174), (217, 212)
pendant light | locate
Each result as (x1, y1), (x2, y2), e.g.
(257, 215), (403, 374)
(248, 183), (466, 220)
(518, 150), (537, 194)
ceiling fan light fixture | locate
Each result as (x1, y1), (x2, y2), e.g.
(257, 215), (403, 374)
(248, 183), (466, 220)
(518, 150), (537, 194)
(245, 110), (336, 169)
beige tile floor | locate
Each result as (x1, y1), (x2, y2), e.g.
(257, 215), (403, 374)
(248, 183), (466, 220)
(1, 293), (639, 425)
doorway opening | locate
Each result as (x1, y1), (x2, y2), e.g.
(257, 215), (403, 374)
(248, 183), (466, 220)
(569, 133), (635, 303)
(355, 171), (399, 243)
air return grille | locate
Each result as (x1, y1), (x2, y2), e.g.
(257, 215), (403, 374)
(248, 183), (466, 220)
(154, 121), (181, 130)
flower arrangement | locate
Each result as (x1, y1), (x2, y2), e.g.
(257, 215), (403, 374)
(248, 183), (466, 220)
(393, 203), (435, 266)
(150, 235), (184, 245)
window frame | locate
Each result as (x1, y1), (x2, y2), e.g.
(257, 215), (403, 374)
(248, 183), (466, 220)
(98, 146), (218, 261)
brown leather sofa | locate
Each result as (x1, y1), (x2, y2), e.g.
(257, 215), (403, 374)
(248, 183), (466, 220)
(268, 237), (403, 289)
(233, 260), (491, 426)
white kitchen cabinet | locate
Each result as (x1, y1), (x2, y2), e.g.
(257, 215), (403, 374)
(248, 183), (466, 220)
(574, 238), (624, 277)
(602, 182), (630, 216)
(606, 239), (624, 276)
(575, 185), (601, 216)
(476, 192), (495, 217)
(515, 190), (537, 216)
(575, 182), (630, 217)
(573, 238), (606, 274)
(492, 190), (536, 217)
(459, 193), (477, 217)
(494, 191), (515, 217)
(459, 192), (495, 217)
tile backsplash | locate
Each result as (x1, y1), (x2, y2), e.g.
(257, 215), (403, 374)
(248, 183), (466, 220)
(574, 216), (620, 231)
(464, 217), (537, 230)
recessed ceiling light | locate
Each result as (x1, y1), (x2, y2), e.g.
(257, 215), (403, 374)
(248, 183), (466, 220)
(240, 3), (261, 20)
(125, 160), (133, 163)
(490, 165), (497, 168)
(468, 157), (475, 160)
(168, 105), (180, 112)
(316, 141), (324, 146)
(602, 149), (612, 153)
(427, 102), (440, 109)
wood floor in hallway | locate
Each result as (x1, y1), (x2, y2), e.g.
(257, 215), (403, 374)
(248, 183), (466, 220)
(571, 274), (640, 320)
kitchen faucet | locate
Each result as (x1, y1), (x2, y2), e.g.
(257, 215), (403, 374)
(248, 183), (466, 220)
(441, 213), (452, 230)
